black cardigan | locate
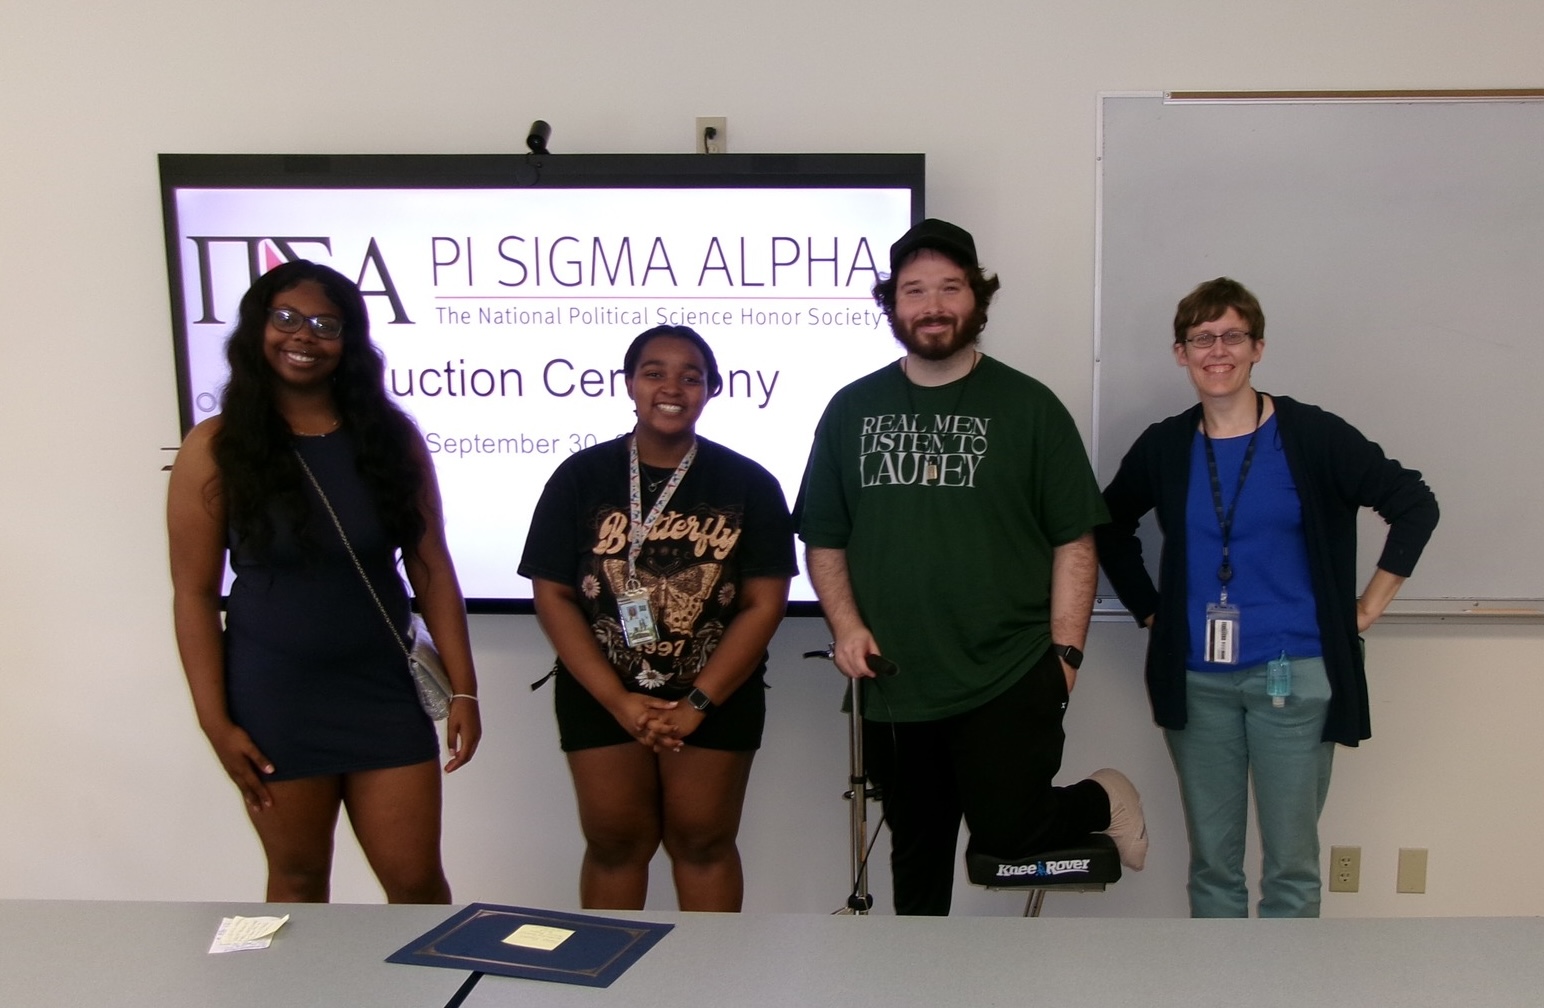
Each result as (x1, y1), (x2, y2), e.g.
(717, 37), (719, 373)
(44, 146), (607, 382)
(1096, 395), (1439, 746)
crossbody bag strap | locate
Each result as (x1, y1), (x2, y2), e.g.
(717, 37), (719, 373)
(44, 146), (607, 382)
(293, 449), (413, 662)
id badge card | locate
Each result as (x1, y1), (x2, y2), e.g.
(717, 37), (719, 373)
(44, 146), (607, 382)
(1205, 602), (1240, 664)
(617, 587), (659, 647)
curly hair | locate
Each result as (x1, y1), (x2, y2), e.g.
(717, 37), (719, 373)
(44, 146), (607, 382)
(870, 249), (1002, 325)
(212, 260), (426, 558)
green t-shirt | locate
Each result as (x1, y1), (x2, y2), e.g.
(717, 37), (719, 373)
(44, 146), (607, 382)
(797, 356), (1108, 720)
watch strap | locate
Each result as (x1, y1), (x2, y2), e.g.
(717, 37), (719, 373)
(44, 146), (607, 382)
(1052, 644), (1084, 670)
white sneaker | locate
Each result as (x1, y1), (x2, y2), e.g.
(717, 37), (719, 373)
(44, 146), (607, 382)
(1090, 768), (1148, 871)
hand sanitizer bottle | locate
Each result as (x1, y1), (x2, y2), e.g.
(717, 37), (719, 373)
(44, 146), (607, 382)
(1266, 651), (1291, 708)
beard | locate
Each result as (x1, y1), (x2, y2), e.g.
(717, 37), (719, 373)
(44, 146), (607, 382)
(892, 309), (986, 361)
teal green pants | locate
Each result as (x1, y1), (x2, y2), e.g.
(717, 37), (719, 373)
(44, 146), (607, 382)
(1165, 658), (1335, 917)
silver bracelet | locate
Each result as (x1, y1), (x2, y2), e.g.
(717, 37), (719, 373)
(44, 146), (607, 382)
(451, 693), (479, 702)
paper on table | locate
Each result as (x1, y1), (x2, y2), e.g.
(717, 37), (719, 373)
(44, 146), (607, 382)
(503, 924), (575, 951)
(208, 914), (291, 954)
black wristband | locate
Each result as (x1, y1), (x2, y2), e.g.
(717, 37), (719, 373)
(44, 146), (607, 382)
(1051, 644), (1084, 670)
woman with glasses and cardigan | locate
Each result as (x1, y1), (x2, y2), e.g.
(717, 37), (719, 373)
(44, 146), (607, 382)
(1095, 277), (1438, 917)
(168, 260), (479, 903)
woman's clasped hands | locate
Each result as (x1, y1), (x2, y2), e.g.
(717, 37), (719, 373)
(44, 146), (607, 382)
(611, 693), (701, 753)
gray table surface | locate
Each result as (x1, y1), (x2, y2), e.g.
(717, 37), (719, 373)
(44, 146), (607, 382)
(3, 900), (1541, 1007)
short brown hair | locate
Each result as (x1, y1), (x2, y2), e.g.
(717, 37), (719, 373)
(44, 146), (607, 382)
(1173, 277), (1264, 345)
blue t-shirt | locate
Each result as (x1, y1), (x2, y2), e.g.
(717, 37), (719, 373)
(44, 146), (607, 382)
(1184, 415), (1323, 670)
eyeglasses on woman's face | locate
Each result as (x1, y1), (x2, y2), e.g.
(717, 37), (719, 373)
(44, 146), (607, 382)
(1183, 329), (1251, 349)
(269, 307), (344, 340)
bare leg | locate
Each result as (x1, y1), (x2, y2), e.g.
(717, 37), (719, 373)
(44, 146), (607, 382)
(659, 747), (755, 912)
(342, 760), (450, 904)
(566, 743), (663, 909)
(247, 776), (343, 902)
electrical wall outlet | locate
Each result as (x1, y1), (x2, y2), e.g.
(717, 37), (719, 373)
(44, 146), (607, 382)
(1397, 848), (1428, 893)
(696, 116), (727, 154)
(1329, 845), (1360, 892)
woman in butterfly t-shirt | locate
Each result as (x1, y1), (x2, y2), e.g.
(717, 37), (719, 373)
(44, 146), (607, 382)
(520, 325), (796, 912)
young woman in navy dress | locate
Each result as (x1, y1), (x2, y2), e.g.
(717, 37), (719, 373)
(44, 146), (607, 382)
(169, 260), (480, 902)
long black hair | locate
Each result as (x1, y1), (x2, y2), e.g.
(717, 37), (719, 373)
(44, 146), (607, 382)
(212, 260), (426, 557)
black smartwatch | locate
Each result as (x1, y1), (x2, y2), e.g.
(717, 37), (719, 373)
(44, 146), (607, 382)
(1051, 644), (1084, 671)
(686, 687), (716, 712)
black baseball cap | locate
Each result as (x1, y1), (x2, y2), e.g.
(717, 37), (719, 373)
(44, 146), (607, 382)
(889, 218), (979, 274)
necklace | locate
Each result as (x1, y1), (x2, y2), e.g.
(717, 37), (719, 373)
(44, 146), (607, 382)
(900, 351), (982, 483)
(901, 349), (979, 386)
(637, 460), (675, 494)
(291, 417), (340, 437)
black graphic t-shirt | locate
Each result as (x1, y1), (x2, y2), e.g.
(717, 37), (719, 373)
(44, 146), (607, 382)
(520, 435), (796, 697)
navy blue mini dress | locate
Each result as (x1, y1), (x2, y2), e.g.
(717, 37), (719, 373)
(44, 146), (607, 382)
(223, 431), (437, 781)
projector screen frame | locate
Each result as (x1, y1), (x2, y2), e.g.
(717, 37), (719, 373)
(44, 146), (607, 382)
(159, 151), (925, 615)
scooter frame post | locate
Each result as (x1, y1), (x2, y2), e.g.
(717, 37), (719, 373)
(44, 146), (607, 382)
(843, 673), (873, 914)
(805, 647), (876, 915)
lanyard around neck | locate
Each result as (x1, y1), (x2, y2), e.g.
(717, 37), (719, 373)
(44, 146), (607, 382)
(626, 436), (697, 587)
(1201, 391), (1264, 599)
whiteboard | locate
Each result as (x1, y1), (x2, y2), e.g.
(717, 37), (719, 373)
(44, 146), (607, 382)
(1095, 93), (1544, 604)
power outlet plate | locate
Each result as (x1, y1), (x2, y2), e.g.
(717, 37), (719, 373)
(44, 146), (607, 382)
(1329, 845), (1360, 893)
(696, 116), (727, 154)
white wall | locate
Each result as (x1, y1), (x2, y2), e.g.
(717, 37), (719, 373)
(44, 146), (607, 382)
(3, 0), (1541, 917)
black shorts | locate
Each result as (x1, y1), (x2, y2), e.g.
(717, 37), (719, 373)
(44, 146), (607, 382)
(554, 668), (767, 753)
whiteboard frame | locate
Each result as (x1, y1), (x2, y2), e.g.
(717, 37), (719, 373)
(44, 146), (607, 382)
(1092, 90), (1544, 620)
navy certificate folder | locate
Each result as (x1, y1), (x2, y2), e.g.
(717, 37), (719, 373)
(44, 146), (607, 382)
(386, 903), (673, 988)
